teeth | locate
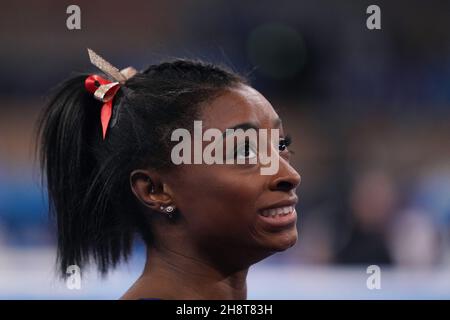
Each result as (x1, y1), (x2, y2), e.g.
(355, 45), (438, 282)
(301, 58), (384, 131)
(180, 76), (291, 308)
(260, 206), (293, 217)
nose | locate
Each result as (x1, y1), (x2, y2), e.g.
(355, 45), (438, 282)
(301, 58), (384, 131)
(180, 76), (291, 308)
(269, 159), (301, 192)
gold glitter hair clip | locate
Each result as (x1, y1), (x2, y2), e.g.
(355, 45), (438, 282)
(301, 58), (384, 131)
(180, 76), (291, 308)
(87, 48), (137, 84)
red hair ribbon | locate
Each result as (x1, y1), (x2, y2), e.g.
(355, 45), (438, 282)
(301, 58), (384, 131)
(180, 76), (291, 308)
(85, 74), (120, 139)
(84, 48), (137, 140)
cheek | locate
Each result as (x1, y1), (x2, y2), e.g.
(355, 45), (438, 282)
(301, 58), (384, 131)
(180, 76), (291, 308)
(172, 166), (263, 237)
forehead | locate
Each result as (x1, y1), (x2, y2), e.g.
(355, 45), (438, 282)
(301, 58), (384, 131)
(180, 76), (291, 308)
(200, 84), (280, 130)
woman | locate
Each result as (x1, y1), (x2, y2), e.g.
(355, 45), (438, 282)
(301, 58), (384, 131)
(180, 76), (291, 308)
(37, 49), (301, 299)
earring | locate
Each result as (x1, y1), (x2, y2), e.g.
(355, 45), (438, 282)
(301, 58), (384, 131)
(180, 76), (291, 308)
(160, 205), (175, 218)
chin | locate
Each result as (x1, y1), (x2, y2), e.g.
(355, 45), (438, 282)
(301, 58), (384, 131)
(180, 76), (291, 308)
(264, 227), (298, 252)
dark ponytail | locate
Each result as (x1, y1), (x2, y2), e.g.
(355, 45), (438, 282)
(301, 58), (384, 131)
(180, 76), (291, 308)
(37, 60), (247, 277)
(37, 73), (134, 276)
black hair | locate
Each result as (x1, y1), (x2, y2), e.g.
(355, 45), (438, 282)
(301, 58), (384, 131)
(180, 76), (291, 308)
(36, 59), (247, 277)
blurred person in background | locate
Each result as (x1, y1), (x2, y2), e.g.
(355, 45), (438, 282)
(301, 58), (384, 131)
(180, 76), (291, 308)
(335, 169), (398, 265)
(387, 165), (450, 268)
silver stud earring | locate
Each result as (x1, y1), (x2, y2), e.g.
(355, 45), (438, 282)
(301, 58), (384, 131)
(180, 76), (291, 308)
(160, 205), (175, 218)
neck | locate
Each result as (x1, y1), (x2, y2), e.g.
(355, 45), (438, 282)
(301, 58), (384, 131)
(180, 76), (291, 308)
(123, 245), (249, 300)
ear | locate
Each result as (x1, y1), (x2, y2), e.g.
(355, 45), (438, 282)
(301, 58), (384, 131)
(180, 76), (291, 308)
(130, 169), (174, 211)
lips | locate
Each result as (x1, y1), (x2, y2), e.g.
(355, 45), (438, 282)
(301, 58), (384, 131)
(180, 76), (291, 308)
(259, 197), (298, 214)
(258, 198), (298, 229)
(260, 205), (295, 217)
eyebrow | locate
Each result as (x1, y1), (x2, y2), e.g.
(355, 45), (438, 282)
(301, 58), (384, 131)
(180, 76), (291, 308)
(273, 118), (282, 128)
(222, 118), (282, 137)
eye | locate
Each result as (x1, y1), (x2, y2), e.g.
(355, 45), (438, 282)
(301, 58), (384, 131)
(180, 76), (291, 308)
(235, 140), (257, 159)
(279, 135), (292, 152)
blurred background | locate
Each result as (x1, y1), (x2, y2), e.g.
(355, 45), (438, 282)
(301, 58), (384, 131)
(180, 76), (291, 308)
(1, 0), (450, 299)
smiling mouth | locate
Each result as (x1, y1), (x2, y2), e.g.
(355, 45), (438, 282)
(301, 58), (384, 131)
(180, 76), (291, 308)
(259, 205), (295, 218)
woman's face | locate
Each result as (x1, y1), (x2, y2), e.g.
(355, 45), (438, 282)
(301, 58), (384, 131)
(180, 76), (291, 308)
(165, 84), (301, 267)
